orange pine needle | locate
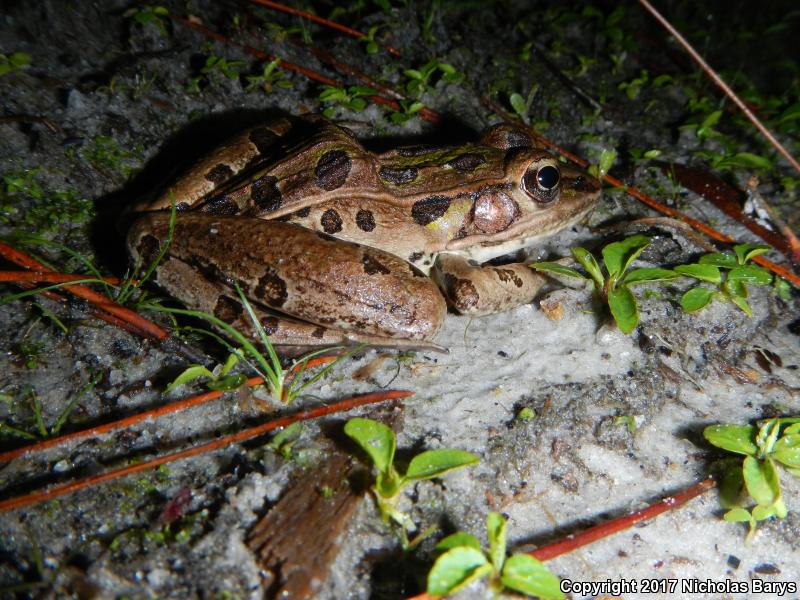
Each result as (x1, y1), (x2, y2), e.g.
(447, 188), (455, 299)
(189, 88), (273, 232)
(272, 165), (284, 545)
(0, 271), (121, 285)
(0, 390), (412, 513)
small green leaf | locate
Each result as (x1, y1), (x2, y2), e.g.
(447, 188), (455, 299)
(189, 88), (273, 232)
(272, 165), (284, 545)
(743, 456), (780, 506)
(501, 554), (565, 600)
(434, 532), (482, 554)
(623, 267), (679, 285)
(404, 449), (479, 481)
(486, 512), (507, 571)
(166, 365), (215, 393)
(529, 262), (589, 280)
(608, 285), (639, 334)
(729, 294), (753, 316)
(699, 252), (738, 268)
(571, 247), (604, 288)
(680, 287), (715, 312)
(733, 243), (770, 265)
(601, 235), (651, 278)
(674, 263), (722, 284)
(509, 93), (527, 118)
(773, 433), (800, 468)
(704, 424), (758, 456)
(206, 373), (247, 391)
(751, 503), (779, 521)
(344, 418), (395, 475)
(723, 507), (753, 523)
(427, 547), (492, 596)
(728, 265), (772, 286)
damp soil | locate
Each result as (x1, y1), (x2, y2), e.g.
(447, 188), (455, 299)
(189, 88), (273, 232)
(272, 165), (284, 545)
(0, 1), (798, 598)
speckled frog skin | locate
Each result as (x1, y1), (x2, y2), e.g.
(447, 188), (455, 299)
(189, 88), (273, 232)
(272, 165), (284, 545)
(128, 115), (600, 350)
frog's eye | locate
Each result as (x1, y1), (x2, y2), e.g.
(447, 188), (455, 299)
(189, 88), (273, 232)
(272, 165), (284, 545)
(522, 163), (560, 204)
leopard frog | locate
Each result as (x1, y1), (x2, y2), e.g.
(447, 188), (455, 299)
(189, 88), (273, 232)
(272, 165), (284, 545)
(128, 115), (600, 350)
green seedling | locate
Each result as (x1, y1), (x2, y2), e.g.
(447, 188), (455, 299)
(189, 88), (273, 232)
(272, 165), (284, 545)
(1, 169), (94, 232)
(166, 351), (246, 393)
(318, 85), (376, 118)
(705, 416), (800, 539)
(427, 512), (563, 599)
(360, 25), (383, 54)
(675, 243), (773, 317)
(0, 52), (31, 77)
(267, 422), (303, 459)
(531, 235), (679, 334)
(402, 59), (463, 99)
(587, 147), (617, 179)
(388, 99), (425, 125)
(143, 283), (349, 404)
(123, 5), (170, 36)
(245, 58), (292, 93)
(508, 85), (539, 125)
(618, 69), (649, 100)
(343, 417), (478, 546)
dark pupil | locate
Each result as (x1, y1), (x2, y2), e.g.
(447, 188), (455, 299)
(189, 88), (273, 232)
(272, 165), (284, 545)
(537, 165), (559, 190)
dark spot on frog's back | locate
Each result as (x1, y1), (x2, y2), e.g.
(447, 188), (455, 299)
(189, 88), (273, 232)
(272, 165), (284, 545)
(447, 153), (485, 173)
(411, 195), (451, 226)
(362, 254), (391, 275)
(320, 208), (343, 234)
(261, 316), (279, 335)
(315, 150), (351, 191)
(443, 274), (479, 311)
(251, 175), (282, 212)
(203, 195), (239, 216)
(356, 209), (375, 232)
(379, 165), (418, 185)
(205, 163), (234, 184)
(214, 295), (243, 324)
(249, 127), (278, 155)
(137, 234), (162, 264)
(254, 269), (288, 307)
(295, 207), (310, 218)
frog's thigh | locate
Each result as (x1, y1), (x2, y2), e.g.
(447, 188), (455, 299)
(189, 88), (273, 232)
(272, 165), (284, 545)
(129, 213), (446, 341)
(432, 254), (546, 316)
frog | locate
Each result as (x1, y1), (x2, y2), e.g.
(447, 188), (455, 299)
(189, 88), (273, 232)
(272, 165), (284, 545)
(127, 114), (600, 351)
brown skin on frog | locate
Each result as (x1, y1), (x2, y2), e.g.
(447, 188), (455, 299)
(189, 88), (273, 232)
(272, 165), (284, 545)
(128, 115), (600, 350)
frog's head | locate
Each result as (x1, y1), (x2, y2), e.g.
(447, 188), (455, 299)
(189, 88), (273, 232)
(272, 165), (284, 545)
(446, 148), (601, 262)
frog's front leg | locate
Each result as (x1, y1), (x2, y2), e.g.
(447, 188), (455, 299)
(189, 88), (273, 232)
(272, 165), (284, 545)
(129, 213), (447, 343)
(431, 254), (547, 316)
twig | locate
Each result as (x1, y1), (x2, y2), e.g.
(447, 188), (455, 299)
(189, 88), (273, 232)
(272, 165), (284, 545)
(248, 0), (401, 57)
(0, 390), (412, 512)
(0, 242), (168, 341)
(0, 271), (122, 285)
(482, 99), (800, 288)
(745, 176), (800, 263)
(529, 477), (716, 561)
(637, 0), (800, 174)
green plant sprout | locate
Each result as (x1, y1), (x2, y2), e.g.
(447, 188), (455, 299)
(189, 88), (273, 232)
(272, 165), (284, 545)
(508, 84), (539, 125)
(1, 169), (94, 232)
(343, 417), (478, 547)
(427, 512), (563, 599)
(143, 284), (349, 404)
(705, 417), (800, 539)
(166, 351), (246, 393)
(675, 243), (773, 317)
(388, 99), (426, 124)
(0, 52), (31, 77)
(78, 135), (144, 179)
(531, 235), (679, 334)
(318, 85), (376, 118)
(402, 59), (463, 99)
(245, 58), (293, 93)
(359, 25), (383, 54)
(123, 5), (170, 36)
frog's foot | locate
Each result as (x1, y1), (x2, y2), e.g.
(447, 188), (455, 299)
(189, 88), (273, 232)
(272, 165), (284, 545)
(431, 254), (547, 316)
(129, 213), (447, 348)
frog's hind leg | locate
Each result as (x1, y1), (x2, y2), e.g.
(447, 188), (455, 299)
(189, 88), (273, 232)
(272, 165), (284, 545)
(129, 213), (447, 349)
(431, 254), (547, 315)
